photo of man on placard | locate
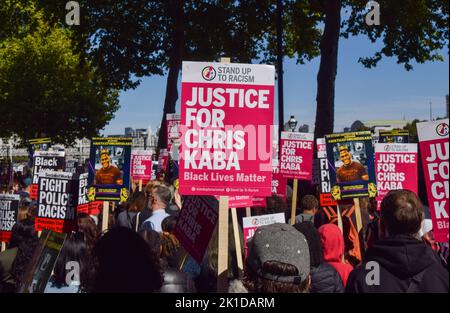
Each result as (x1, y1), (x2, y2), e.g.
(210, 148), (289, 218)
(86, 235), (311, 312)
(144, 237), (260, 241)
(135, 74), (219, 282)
(94, 148), (124, 186)
(335, 145), (369, 183)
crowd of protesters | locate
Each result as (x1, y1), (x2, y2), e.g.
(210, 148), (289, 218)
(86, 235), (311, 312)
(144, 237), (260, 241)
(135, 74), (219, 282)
(0, 168), (448, 293)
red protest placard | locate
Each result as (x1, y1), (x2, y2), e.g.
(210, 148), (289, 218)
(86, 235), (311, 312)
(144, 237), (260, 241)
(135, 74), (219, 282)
(271, 161), (287, 198)
(167, 114), (181, 152)
(280, 132), (314, 180)
(375, 143), (418, 210)
(131, 150), (152, 184)
(173, 196), (219, 263)
(179, 62), (274, 197)
(417, 120), (449, 243)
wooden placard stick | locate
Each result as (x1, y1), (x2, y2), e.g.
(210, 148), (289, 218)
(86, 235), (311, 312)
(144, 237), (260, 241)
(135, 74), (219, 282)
(290, 179), (298, 225)
(353, 198), (363, 233)
(1, 242), (5, 252)
(245, 207), (251, 217)
(231, 207), (244, 278)
(336, 204), (343, 234)
(217, 196), (229, 293)
(102, 201), (110, 232)
(139, 179), (143, 192)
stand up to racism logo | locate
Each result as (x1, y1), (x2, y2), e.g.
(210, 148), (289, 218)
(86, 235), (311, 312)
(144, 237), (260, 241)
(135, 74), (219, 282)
(201, 66), (216, 81)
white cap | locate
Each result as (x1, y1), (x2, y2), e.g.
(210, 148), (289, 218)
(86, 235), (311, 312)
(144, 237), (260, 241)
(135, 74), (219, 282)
(419, 219), (433, 237)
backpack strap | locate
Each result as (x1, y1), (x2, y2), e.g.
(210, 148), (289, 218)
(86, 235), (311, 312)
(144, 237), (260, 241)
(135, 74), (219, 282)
(406, 269), (427, 293)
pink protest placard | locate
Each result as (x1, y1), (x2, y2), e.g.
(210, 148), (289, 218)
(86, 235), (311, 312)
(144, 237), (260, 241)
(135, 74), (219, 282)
(417, 120), (449, 243)
(173, 196), (219, 263)
(131, 150), (152, 184)
(179, 61), (275, 196)
(280, 132), (314, 180)
(271, 161), (287, 198)
(375, 143), (418, 210)
(166, 113), (181, 152)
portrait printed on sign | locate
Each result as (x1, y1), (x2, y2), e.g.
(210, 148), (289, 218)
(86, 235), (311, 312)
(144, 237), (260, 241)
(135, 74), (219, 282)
(87, 138), (132, 202)
(325, 131), (377, 200)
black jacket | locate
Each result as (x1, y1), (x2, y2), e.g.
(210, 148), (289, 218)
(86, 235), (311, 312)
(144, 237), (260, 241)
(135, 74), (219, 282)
(310, 262), (345, 293)
(160, 268), (196, 293)
(346, 235), (449, 293)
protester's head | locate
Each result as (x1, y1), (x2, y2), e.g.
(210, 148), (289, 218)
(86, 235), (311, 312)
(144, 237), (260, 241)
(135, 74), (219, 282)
(139, 228), (162, 258)
(318, 224), (345, 263)
(338, 146), (352, 166)
(51, 232), (93, 291)
(9, 218), (37, 249)
(294, 222), (323, 268)
(17, 203), (33, 222)
(127, 191), (147, 212)
(144, 180), (162, 208)
(93, 227), (163, 293)
(380, 189), (423, 237)
(206, 220), (244, 281)
(161, 215), (178, 233)
(244, 223), (311, 293)
(160, 231), (180, 262)
(152, 185), (172, 210)
(77, 213), (99, 252)
(10, 218), (39, 289)
(265, 195), (286, 215)
(301, 195), (319, 214)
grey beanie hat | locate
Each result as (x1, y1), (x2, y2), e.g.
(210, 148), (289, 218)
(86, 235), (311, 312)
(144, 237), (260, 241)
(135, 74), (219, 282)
(246, 223), (310, 284)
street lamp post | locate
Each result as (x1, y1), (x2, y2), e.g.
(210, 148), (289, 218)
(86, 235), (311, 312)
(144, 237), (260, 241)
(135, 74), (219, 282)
(287, 115), (298, 132)
(142, 131), (148, 150)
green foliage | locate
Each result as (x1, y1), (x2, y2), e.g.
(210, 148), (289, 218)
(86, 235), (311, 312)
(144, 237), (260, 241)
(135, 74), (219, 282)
(403, 119), (426, 143)
(0, 1), (120, 145)
(342, 0), (449, 70)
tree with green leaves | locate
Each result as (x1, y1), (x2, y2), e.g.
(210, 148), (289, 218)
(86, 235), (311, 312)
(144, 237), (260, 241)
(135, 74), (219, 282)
(0, 1), (119, 144)
(39, 0), (274, 149)
(265, 0), (448, 138)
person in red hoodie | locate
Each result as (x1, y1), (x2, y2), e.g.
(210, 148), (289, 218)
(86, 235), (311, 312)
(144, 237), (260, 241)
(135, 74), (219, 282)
(318, 224), (353, 286)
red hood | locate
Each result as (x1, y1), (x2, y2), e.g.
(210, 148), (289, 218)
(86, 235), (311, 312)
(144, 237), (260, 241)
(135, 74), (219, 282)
(318, 224), (344, 263)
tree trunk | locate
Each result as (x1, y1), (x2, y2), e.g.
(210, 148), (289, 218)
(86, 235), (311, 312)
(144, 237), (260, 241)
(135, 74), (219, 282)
(314, 0), (342, 140)
(157, 1), (184, 151)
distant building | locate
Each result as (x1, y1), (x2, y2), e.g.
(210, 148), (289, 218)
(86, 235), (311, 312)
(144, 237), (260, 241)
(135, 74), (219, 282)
(363, 120), (410, 130)
(298, 124), (310, 133)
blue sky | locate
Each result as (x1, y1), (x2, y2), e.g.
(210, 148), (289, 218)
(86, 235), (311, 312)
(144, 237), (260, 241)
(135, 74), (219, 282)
(102, 35), (449, 136)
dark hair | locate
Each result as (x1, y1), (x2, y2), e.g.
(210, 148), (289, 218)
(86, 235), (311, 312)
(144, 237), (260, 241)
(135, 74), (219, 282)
(10, 219), (39, 289)
(161, 215), (178, 233)
(293, 222), (323, 268)
(51, 232), (94, 291)
(243, 260), (310, 293)
(77, 213), (99, 252)
(8, 218), (37, 249)
(301, 195), (319, 212)
(92, 227), (163, 293)
(128, 191), (147, 213)
(381, 190), (423, 236)
(139, 229), (162, 258)
(265, 195), (286, 215)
